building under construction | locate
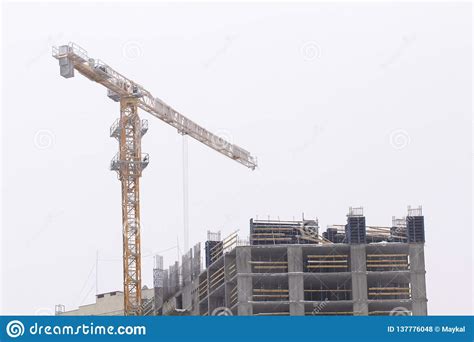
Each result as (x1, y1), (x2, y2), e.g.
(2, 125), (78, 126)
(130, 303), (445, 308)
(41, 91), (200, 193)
(153, 206), (427, 316)
(52, 44), (427, 317)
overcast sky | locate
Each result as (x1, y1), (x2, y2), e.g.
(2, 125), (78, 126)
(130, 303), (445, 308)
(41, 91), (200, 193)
(1, 2), (472, 315)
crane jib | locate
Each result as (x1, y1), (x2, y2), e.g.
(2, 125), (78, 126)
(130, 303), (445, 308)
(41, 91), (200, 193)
(52, 42), (257, 170)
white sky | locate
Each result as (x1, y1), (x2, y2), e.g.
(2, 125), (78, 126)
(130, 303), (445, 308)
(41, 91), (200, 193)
(1, 2), (472, 315)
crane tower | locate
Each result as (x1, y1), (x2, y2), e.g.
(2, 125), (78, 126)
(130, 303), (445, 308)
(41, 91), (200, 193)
(52, 42), (257, 315)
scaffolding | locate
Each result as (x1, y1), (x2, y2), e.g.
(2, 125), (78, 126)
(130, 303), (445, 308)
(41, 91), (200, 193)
(323, 226), (346, 243)
(391, 217), (408, 242)
(229, 285), (238, 307)
(198, 277), (208, 302)
(250, 218), (325, 245)
(209, 265), (225, 292)
(206, 230), (238, 267)
(227, 262), (236, 278)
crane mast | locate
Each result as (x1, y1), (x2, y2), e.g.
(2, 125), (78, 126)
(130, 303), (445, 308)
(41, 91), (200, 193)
(116, 97), (146, 316)
(52, 42), (257, 316)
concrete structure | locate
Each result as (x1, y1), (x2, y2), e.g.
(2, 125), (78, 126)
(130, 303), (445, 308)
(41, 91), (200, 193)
(157, 207), (427, 316)
(58, 288), (154, 316)
(56, 206), (427, 316)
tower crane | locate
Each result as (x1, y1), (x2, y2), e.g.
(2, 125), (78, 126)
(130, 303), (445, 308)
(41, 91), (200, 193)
(52, 42), (257, 316)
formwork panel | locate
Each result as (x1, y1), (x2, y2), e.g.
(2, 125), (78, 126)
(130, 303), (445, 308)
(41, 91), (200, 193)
(407, 216), (425, 243)
(345, 216), (366, 244)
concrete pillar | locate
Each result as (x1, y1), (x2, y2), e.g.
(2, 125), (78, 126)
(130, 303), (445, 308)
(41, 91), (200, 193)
(350, 244), (368, 315)
(197, 273), (208, 315)
(288, 246), (303, 272)
(206, 269), (211, 314)
(153, 287), (163, 315)
(182, 284), (193, 312)
(191, 282), (200, 315)
(223, 254), (231, 308)
(236, 246), (253, 315)
(288, 246), (304, 315)
(153, 256), (164, 315)
(409, 244), (428, 315)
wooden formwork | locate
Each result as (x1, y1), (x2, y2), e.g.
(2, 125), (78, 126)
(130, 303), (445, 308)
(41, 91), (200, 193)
(366, 253), (409, 271)
(252, 288), (289, 301)
(305, 254), (349, 272)
(368, 285), (411, 300)
(249, 260), (288, 272)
